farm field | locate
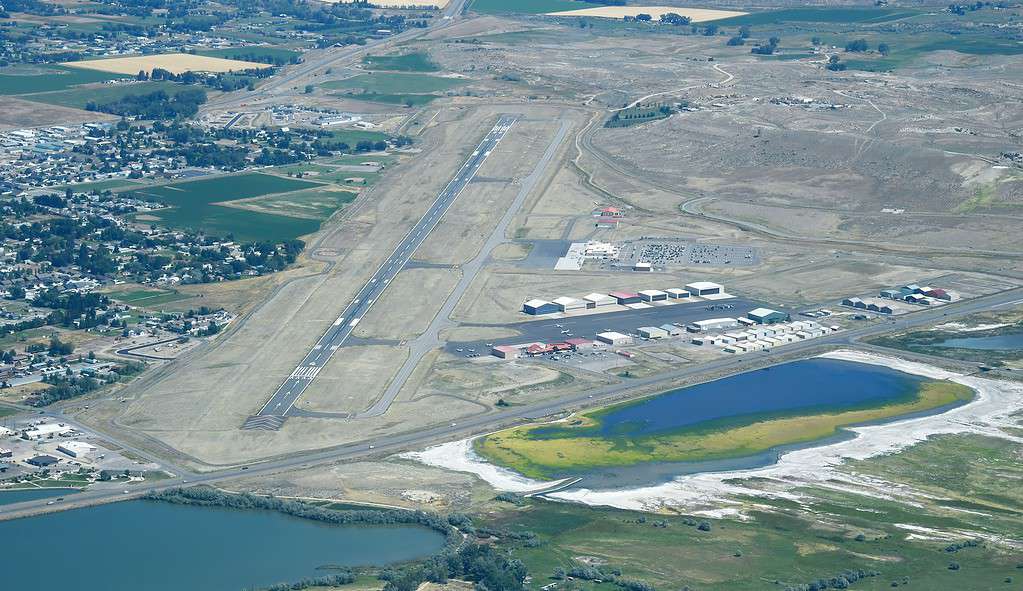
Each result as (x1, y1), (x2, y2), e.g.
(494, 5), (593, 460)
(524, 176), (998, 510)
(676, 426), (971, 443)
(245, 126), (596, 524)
(128, 173), (326, 242)
(224, 187), (357, 220)
(63, 53), (266, 75)
(546, 6), (746, 21)
(0, 65), (128, 95)
(20, 81), (184, 109)
(322, 73), (464, 94)
(324, 0), (449, 6)
(470, 0), (586, 15)
(196, 47), (301, 64)
(362, 51), (440, 72)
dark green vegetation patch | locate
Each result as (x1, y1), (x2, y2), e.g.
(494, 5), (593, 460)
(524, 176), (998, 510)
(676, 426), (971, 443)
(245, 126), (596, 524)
(362, 51), (440, 72)
(0, 65), (129, 95)
(128, 173), (326, 242)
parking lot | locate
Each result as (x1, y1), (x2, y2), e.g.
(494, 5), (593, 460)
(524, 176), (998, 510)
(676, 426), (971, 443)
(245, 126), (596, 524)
(617, 238), (760, 269)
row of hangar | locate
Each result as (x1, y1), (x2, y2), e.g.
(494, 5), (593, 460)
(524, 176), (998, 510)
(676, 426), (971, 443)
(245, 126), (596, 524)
(522, 282), (724, 316)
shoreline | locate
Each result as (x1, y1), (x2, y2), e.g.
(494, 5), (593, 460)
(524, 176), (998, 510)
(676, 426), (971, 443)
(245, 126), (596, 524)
(405, 350), (1023, 514)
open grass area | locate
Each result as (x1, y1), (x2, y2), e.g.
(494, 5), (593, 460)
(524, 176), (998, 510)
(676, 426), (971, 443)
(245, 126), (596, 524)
(470, 0), (588, 15)
(362, 51), (440, 72)
(322, 129), (393, 146)
(20, 80), (184, 110)
(60, 178), (142, 193)
(0, 64), (128, 95)
(128, 172), (325, 242)
(476, 381), (974, 478)
(714, 7), (922, 26)
(322, 72), (464, 94)
(103, 287), (194, 307)
(337, 92), (441, 106)
(226, 187), (357, 220)
(486, 495), (1022, 591)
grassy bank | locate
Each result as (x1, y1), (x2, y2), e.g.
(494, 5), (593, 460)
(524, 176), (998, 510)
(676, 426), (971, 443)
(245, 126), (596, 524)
(476, 381), (974, 479)
(486, 490), (1021, 591)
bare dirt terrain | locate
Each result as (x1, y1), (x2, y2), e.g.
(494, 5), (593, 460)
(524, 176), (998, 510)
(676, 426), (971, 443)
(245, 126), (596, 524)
(64, 53), (267, 75)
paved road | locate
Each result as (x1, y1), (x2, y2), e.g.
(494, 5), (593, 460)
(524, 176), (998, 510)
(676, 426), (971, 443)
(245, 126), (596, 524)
(446, 296), (767, 352)
(2, 287), (1021, 520)
(246, 115), (517, 427)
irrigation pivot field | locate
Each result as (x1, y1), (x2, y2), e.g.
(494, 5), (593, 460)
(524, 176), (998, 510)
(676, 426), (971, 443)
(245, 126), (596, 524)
(129, 173), (327, 242)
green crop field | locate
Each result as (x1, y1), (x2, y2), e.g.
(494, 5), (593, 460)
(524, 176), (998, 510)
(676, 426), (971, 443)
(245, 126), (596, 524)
(128, 173), (325, 242)
(0, 65), (129, 95)
(470, 0), (589, 15)
(362, 52), (439, 72)
(197, 46), (301, 63)
(20, 81), (184, 110)
(322, 72), (464, 94)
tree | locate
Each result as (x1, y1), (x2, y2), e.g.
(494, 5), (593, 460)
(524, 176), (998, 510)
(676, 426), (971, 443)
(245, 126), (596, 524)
(703, 23), (719, 36)
(304, 84), (314, 94)
(878, 42), (890, 56)
(845, 38), (869, 52)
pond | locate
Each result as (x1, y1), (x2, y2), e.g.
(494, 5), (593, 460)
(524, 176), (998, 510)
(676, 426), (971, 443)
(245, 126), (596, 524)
(0, 488), (76, 506)
(934, 331), (1023, 351)
(539, 358), (926, 438)
(0, 500), (446, 591)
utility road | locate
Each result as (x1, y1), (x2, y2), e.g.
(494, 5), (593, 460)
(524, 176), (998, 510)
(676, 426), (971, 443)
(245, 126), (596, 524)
(246, 115), (517, 427)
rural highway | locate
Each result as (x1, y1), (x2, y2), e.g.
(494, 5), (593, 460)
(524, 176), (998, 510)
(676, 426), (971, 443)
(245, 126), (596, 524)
(244, 115), (517, 428)
(3, 285), (1021, 521)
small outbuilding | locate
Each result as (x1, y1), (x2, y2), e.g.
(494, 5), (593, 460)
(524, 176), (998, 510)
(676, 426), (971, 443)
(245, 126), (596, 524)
(685, 281), (724, 296)
(583, 293), (616, 308)
(608, 291), (642, 305)
(637, 326), (669, 339)
(523, 299), (559, 316)
(666, 288), (691, 299)
(552, 296), (586, 312)
(595, 331), (633, 346)
(638, 289), (668, 302)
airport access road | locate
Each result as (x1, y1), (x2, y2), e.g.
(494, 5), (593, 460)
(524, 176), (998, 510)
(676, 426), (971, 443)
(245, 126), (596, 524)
(445, 296), (767, 353)
(251, 115), (517, 421)
(3, 287), (1022, 521)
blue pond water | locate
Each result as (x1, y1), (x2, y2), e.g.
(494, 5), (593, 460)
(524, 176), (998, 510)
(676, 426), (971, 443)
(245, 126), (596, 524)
(935, 331), (1023, 351)
(0, 488), (76, 505)
(553, 358), (925, 438)
(0, 500), (446, 591)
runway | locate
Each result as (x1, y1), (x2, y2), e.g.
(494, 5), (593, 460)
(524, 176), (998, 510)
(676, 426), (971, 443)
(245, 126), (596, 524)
(246, 115), (517, 427)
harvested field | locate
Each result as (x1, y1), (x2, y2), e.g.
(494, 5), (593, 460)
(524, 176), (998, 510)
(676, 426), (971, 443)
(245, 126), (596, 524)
(546, 6), (746, 21)
(325, 0), (448, 6)
(63, 53), (267, 75)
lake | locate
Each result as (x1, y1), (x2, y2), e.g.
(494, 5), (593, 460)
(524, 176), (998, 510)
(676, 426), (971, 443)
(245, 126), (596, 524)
(935, 331), (1023, 351)
(0, 500), (446, 591)
(540, 358), (925, 438)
